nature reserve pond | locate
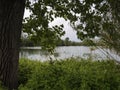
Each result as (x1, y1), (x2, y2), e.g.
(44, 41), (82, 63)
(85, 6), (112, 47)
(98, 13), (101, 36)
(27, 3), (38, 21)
(20, 46), (120, 61)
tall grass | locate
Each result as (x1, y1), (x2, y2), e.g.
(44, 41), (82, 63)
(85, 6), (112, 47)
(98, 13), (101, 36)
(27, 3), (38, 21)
(18, 58), (120, 90)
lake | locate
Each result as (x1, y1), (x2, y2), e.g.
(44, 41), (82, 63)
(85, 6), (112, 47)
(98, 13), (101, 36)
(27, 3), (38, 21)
(20, 46), (120, 61)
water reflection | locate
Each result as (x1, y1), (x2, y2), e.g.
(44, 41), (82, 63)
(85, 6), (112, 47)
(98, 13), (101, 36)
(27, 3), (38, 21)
(20, 46), (120, 61)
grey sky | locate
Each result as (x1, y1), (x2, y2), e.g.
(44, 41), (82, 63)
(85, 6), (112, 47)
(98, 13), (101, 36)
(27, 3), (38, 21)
(49, 17), (80, 42)
(24, 9), (80, 42)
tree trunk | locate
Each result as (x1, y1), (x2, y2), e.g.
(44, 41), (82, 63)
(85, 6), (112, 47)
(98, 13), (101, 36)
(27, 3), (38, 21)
(0, 0), (25, 89)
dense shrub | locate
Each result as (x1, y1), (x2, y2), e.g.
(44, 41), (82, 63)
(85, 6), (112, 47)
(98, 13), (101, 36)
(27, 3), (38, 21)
(18, 58), (120, 90)
(18, 59), (38, 85)
(0, 81), (7, 90)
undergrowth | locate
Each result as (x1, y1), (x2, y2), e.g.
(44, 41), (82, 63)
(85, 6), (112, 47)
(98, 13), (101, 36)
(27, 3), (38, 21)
(0, 58), (120, 90)
(18, 58), (120, 90)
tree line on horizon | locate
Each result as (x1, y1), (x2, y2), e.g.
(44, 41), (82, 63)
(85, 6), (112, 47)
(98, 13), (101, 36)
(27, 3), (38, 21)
(21, 37), (104, 47)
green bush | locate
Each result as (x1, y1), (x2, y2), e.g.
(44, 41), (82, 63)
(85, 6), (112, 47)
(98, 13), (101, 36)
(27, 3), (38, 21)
(0, 81), (7, 90)
(18, 58), (120, 90)
(18, 58), (41, 85)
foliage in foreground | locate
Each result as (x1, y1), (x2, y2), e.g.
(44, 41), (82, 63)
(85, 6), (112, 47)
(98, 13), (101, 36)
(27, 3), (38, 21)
(1, 58), (120, 90)
(18, 58), (120, 90)
(24, 0), (120, 54)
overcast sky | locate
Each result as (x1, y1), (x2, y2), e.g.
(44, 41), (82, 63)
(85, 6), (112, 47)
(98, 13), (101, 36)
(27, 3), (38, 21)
(24, 9), (80, 42)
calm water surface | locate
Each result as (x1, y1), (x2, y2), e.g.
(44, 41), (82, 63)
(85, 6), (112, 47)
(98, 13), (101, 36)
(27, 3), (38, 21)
(20, 46), (120, 61)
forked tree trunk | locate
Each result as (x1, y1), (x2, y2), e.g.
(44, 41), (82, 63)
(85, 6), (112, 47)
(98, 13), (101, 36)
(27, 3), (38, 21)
(0, 0), (25, 89)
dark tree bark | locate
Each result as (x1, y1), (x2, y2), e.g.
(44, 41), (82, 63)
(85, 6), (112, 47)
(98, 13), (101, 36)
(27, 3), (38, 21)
(0, 0), (25, 89)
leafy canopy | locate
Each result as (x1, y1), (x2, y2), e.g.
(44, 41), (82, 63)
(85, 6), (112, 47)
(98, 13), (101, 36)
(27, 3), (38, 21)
(23, 0), (120, 54)
(74, 0), (120, 54)
(23, 0), (79, 52)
